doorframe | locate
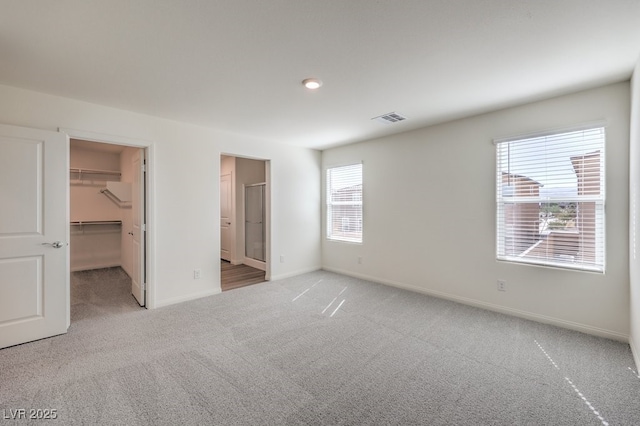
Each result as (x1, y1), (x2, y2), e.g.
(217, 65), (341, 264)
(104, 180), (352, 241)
(59, 127), (157, 308)
(219, 154), (271, 282)
(220, 171), (233, 262)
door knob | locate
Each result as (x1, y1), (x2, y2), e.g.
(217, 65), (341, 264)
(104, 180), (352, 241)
(42, 241), (65, 248)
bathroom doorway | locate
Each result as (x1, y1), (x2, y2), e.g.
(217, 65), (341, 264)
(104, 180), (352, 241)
(220, 155), (269, 291)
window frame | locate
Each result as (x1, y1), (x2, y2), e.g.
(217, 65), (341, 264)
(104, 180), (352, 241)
(326, 162), (363, 243)
(495, 125), (606, 273)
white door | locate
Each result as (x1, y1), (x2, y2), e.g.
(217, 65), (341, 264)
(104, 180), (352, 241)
(0, 124), (68, 349)
(220, 173), (232, 261)
(131, 149), (145, 306)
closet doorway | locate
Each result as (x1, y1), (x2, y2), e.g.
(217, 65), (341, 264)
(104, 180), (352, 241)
(220, 155), (270, 291)
(70, 139), (147, 317)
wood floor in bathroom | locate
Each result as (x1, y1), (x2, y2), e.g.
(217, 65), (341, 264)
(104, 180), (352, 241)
(220, 260), (266, 291)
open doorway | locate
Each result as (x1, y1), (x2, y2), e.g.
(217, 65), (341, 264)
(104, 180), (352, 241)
(70, 139), (147, 319)
(220, 154), (270, 291)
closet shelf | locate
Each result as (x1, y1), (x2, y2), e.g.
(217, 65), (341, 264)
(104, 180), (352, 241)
(71, 220), (122, 226)
(70, 167), (121, 180)
(100, 182), (132, 204)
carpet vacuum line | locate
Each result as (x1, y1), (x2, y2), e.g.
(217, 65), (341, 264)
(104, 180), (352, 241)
(535, 339), (609, 426)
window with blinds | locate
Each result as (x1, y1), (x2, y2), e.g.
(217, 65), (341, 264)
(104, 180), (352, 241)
(327, 163), (363, 243)
(496, 127), (605, 272)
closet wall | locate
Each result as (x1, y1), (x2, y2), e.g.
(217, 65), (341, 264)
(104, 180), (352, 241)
(70, 140), (134, 272)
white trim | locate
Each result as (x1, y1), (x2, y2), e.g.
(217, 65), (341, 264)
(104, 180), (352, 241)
(64, 135), (71, 328)
(630, 337), (640, 370)
(322, 266), (629, 342)
(496, 257), (605, 274)
(270, 266), (321, 281)
(71, 262), (121, 272)
(154, 289), (220, 309)
(265, 161), (271, 281)
(59, 127), (154, 147)
(323, 160), (364, 170)
(58, 127), (157, 309)
(326, 236), (364, 244)
(493, 120), (608, 144)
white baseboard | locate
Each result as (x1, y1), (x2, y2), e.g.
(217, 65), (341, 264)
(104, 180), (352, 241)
(322, 266), (629, 342)
(71, 262), (121, 272)
(154, 288), (220, 309)
(630, 338), (640, 370)
(270, 266), (321, 281)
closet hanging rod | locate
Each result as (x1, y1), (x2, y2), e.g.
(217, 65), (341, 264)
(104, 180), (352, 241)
(70, 167), (121, 176)
(70, 220), (122, 226)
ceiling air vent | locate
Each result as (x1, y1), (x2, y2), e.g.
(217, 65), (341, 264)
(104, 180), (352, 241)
(371, 112), (407, 124)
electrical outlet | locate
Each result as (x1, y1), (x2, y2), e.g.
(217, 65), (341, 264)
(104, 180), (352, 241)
(357, 256), (363, 264)
(194, 269), (201, 279)
(497, 280), (506, 292)
(280, 255), (285, 263)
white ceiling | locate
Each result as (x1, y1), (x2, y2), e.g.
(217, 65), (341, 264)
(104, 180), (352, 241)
(1, 1), (639, 150)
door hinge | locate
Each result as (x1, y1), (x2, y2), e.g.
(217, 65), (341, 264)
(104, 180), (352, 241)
(142, 223), (146, 231)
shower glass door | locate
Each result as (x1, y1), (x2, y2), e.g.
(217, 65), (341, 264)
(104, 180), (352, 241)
(245, 184), (265, 262)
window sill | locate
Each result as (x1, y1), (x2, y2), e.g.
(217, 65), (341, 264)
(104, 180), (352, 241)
(326, 237), (363, 245)
(496, 257), (604, 274)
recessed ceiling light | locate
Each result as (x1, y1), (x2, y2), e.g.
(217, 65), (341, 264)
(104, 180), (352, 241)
(302, 78), (322, 89)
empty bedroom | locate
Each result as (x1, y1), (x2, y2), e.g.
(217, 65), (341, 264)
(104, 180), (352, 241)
(1, 1), (640, 424)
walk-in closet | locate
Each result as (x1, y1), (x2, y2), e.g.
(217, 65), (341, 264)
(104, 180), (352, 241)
(70, 139), (145, 312)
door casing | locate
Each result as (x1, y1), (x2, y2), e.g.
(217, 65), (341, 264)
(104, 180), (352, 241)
(60, 128), (156, 308)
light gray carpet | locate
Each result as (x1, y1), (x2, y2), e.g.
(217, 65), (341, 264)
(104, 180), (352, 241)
(1, 269), (639, 425)
(71, 267), (143, 318)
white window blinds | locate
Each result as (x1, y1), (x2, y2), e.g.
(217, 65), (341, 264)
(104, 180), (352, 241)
(327, 163), (363, 243)
(496, 127), (605, 272)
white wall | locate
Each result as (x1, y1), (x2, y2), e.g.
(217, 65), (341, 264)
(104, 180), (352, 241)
(0, 84), (321, 308)
(70, 147), (121, 222)
(323, 82), (631, 340)
(630, 57), (640, 363)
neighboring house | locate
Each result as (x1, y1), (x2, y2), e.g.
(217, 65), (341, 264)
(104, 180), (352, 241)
(570, 150), (601, 264)
(501, 172), (543, 256)
(504, 151), (601, 265)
